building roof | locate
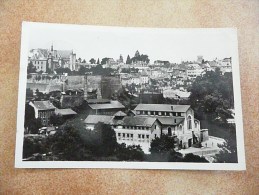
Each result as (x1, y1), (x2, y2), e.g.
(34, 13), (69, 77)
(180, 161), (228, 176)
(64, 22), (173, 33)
(88, 100), (125, 110)
(56, 50), (73, 59)
(87, 99), (110, 104)
(156, 117), (185, 126)
(111, 116), (157, 127)
(32, 101), (56, 110)
(134, 104), (190, 113)
(55, 108), (77, 116)
(84, 115), (114, 124)
(114, 111), (127, 117)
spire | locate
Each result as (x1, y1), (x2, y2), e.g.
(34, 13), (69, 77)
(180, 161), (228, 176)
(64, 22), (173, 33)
(51, 43), (53, 52)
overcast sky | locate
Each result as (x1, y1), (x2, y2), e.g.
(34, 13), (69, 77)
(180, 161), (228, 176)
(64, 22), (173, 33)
(25, 22), (237, 63)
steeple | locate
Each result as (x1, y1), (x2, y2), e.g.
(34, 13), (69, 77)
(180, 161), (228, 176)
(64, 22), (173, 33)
(51, 43), (53, 52)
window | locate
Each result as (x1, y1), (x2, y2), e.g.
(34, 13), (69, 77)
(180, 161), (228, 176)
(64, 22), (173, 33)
(155, 125), (157, 129)
(138, 134), (141, 138)
(118, 133), (121, 137)
(131, 134), (133, 138)
(173, 112), (176, 116)
(146, 135), (149, 139)
(142, 135), (145, 139)
(177, 112), (181, 116)
(155, 134), (157, 138)
(122, 133), (125, 137)
(168, 127), (172, 136)
(174, 119), (177, 123)
(187, 115), (192, 130)
(127, 134), (129, 137)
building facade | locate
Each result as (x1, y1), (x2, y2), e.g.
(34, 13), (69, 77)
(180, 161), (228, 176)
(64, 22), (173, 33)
(29, 100), (56, 126)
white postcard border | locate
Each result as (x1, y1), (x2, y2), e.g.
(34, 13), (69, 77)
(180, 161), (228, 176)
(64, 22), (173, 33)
(15, 22), (246, 170)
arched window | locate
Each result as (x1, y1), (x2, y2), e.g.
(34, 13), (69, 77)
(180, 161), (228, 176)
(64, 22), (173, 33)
(168, 127), (172, 136)
(178, 124), (182, 131)
(195, 121), (198, 129)
(187, 115), (192, 130)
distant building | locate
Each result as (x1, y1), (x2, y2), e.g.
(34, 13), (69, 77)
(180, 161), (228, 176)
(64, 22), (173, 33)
(29, 101), (56, 126)
(186, 65), (205, 80)
(28, 45), (77, 72)
(154, 60), (170, 66)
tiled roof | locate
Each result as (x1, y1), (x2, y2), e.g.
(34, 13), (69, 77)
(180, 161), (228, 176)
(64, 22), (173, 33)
(87, 99), (110, 104)
(156, 117), (184, 125)
(32, 101), (56, 110)
(55, 108), (77, 116)
(111, 116), (157, 127)
(134, 104), (190, 112)
(88, 101), (125, 110)
(84, 115), (114, 124)
(56, 50), (73, 59)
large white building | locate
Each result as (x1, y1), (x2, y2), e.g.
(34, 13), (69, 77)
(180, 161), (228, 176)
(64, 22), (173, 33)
(84, 104), (209, 153)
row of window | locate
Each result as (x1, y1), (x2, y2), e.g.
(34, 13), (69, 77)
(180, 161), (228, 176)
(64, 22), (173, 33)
(120, 126), (150, 130)
(117, 133), (150, 139)
(33, 61), (44, 65)
(136, 110), (182, 117)
(38, 111), (53, 118)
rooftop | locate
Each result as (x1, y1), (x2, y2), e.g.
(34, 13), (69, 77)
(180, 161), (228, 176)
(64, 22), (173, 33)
(156, 116), (185, 126)
(55, 108), (77, 116)
(111, 116), (157, 127)
(31, 101), (56, 110)
(86, 99), (110, 104)
(88, 100), (125, 110)
(134, 104), (190, 112)
(84, 115), (114, 124)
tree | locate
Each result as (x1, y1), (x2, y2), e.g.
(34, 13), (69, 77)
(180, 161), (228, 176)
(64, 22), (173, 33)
(101, 57), (111, 65)
(182, 153), (208, 163)
(188, 69), (234, 122)
(89, 58), (96, 64)
(97, 58), (100, 65)
(78, 58), (82, 63)
(82, 59), (86, 63)
(214, 128), (237, 163)
(134, 50), (140, 58)
(150, 135), (177, 154)
(49, 114), (65, 126)
(23, 136), (48, 159)
(92, 122), (118, 156)
(126, 55), (131, 64)
(27, 61), (36, 73)
(115, 143), (144, 161)
(119, 54), (123, 63)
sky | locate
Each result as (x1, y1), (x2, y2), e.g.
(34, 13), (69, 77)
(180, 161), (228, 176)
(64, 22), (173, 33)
(25, 22), (238, 63)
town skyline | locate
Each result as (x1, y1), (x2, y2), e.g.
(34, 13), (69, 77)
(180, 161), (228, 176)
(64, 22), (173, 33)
(27, 23), (237, 63)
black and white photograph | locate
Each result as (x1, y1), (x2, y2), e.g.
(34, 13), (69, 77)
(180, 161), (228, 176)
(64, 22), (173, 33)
(15, 22), (245, 170)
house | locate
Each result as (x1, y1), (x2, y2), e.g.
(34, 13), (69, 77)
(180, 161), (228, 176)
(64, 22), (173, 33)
(86, 99), (125, 115)
(29, 100), (56, 126)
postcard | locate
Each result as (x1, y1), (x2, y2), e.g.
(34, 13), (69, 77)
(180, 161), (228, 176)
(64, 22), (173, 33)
(15, 22), (246, 170)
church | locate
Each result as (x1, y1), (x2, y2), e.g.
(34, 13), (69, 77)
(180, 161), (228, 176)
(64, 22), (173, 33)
(28, 45), (77, 72)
